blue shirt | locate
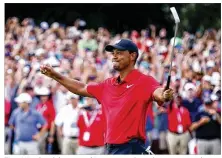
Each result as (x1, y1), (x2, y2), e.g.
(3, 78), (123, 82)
(182, 98), (202, 122)
(157, 113), (168, 132)
(29, 96), (40, 109)
(8, 108), (46, 142)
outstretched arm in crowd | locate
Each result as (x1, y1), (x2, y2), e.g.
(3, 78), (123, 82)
(40, 64), (93, 97)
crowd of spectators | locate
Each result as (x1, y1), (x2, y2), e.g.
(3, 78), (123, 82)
(5, 17), (221, 155)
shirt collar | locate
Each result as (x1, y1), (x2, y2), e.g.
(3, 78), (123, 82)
(116, 69), (140, 84)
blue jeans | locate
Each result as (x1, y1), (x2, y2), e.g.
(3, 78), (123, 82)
(105, 138), (149, 154)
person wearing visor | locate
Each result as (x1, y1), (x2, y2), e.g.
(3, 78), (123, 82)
(40, 39), (174, 154)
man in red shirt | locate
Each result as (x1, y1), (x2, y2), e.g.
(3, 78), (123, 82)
(77, 97), (105, 154)
(40, 39), (174, 154)
(166, 95), (191, 154)
(35, 87), (56, 154)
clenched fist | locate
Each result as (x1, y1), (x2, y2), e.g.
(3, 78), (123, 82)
(163, 88), (174, 102)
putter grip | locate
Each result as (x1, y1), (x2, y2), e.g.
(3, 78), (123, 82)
(164, 75), (171, 91)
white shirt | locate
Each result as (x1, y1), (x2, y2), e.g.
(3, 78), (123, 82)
(55, 104), (79, 137)
(53, 90), (68, 113)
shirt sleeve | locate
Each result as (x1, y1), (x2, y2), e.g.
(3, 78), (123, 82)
(48, 100), (56, 123)
(36, 112), (46, 126)
(8, 109), (18, 127)
(86, 81), (105, 103)
(55, 109), (64, 127)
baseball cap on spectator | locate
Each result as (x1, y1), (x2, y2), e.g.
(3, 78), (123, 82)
(66, 91), (79, 100)
(203, 75), (211, 82)
(35, 48), (45, 56)
(79, 20), (86, 27)
(184, 82), (196, 91)
(206, 60), (215, 68)
(14, 93), (32, 104)
(105, 39), (138, 54)
(51, 22), (59, 29)
(211, 72), (220, 86)
(211, 93), (218, 101)
(40, 21), (49, 30)
(34, 87), (50, 96)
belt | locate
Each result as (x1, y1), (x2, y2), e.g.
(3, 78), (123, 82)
(84, 145), (102, 148)
(68, 136), (78, 139)
(169, 130), (187, 135)
(106, 138), (144, 148)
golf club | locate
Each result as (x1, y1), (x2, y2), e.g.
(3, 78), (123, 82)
(165, 7), (180, 90)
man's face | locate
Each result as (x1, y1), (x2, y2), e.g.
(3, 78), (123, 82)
(111, 49), (134, 71)
(187, 89), (195, 98)
(175, 96), (182, 106)
(40, 95), (49, 103)
(71, 98), (78, 107)
(18, 102), (29, 109)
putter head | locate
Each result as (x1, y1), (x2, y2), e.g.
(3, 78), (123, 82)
(170, 7), (180, 23)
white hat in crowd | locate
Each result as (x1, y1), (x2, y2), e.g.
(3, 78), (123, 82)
(203, 75), (211, 82)
(206, 60), (215, 68)
(40, 21), (49, 30)
(34, 87), (50, 96)
(184, 82), (196, 91)
(211, 72), (220, 86)
(14, 93), (32, 104)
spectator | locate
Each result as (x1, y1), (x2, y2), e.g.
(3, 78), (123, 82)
(166, 95), (191, 154)
(77, 97), (105, 155)
(8, 93), (47, 154)
(182, 82), (202, 122)
(4, 16), (221, 155)
(24, 85), (40, 109)
(5, 99), (11, 154)
(157, 104), (168, 154)
(35, 87), (56, 154)
(54, 91), (80, 154)
(190, 97), (221, 154)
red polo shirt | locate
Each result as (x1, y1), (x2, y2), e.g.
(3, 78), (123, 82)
(168, 103), (191, 133)
(77, 109), (105, 147)
(5, 99), (11, 126)
(87, 69), (160, 144)
(36, 99), (55, 130)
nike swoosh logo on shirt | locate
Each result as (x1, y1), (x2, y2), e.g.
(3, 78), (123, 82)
(126, 84), (134, 88)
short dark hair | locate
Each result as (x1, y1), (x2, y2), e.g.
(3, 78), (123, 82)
(129, 51), (139, 65)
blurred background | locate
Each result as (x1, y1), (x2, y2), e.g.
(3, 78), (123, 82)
(4, 3), (221, 155)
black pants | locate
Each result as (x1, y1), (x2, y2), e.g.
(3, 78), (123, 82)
(105, 138), (149, 154)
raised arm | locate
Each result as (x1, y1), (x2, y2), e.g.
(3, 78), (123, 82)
(40, 64), (92, 97)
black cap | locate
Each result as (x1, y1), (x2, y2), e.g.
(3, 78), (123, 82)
(105, 39), (138, 54)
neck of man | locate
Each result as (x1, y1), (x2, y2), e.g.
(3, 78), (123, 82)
(23, 106), (29, 112)
(118, 66), (134, 82)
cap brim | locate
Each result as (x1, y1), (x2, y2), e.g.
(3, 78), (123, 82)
(14, 97), (21, 103)
(105, 45), (126, 52)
